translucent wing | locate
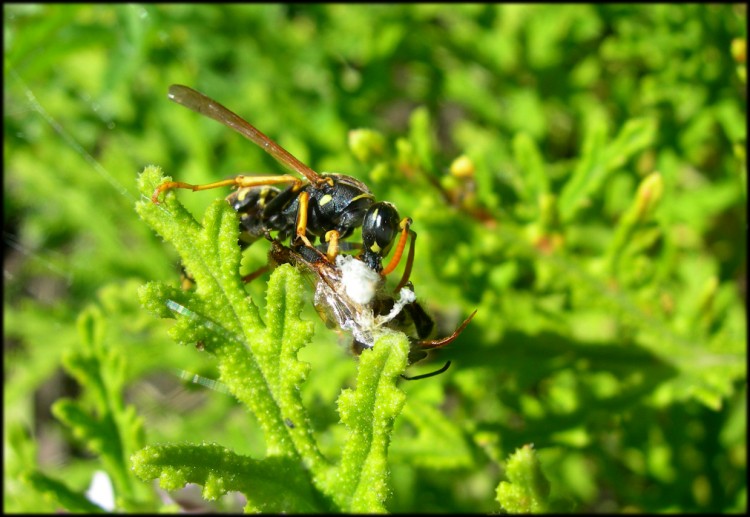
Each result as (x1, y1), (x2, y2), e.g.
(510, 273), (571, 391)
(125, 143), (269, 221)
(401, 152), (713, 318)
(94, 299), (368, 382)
(168, 84), (324, 185)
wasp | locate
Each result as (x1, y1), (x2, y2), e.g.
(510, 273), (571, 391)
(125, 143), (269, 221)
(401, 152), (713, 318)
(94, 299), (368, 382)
(152, 85), (415, 286)
(268, 238), (476, 380)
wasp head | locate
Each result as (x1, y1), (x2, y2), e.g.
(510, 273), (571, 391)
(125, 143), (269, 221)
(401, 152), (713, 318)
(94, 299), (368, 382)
(360, 201), (400, 272)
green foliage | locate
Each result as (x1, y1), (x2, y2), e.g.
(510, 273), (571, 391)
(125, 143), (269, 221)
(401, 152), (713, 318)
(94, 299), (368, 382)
(51, 307), (145, 503)
(21, 471), (106, 513)
(558, 117), (658, 222)
(4, 4), (746, 514)
(12, 306), (153, 511)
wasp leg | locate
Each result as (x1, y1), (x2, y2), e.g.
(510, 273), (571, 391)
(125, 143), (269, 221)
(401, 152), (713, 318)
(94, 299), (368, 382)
(393, 228), (416, 292)
(152, 174), (303, 204)
(381, 217), (415, 280)
(325, 230), (340, 263)
(241, 264), (271, 283)
(418, 309), (477, 350)
(294, 191), (314, 248)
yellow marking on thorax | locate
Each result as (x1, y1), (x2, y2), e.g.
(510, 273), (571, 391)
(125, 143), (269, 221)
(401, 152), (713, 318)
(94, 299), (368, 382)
(351, 193), (374, 202)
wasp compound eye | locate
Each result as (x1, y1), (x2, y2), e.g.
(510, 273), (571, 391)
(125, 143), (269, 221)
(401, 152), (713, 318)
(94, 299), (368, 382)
(361, 202), (400, 270)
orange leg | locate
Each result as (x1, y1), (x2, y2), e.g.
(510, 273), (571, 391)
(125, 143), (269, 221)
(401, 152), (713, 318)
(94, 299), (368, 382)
(325, 230), (340, 263)
(152, 174), (302, 204)
(380, 217), (417, 278)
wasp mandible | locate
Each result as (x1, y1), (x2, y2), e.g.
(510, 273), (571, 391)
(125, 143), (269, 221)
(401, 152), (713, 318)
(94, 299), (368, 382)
(152, 85), (415, 287)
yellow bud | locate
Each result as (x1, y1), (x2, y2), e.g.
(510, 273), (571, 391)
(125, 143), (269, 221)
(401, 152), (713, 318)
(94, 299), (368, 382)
(450, 155), (475, 179)
(634, 172), (663, 222)
(731, 38), (746, 64)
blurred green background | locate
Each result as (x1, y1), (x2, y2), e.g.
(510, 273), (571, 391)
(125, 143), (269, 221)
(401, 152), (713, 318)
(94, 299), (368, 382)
(4, 4), (746, 513)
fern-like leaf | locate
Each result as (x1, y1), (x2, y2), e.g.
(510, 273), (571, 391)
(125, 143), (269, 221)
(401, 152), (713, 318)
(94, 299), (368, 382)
(134, 166), (412, 512)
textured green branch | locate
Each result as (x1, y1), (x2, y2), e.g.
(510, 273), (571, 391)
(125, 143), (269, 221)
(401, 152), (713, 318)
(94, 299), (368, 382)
(496, 444), (552, 513)
(133, 166), (411, 512)
(330, 333), (409, 512)
(132, 443), (323, 512)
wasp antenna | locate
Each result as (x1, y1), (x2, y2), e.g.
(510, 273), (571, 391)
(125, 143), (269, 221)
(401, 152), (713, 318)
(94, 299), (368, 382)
(401, 361), (451, 381)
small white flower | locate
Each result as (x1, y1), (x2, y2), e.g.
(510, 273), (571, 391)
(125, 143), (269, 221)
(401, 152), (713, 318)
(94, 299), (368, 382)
(85, 470), (115, 511)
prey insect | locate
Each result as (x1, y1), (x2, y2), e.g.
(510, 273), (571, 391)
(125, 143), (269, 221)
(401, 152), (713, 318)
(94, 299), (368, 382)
(152, 84), (415, 286)
(268, 238), (476, 380)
